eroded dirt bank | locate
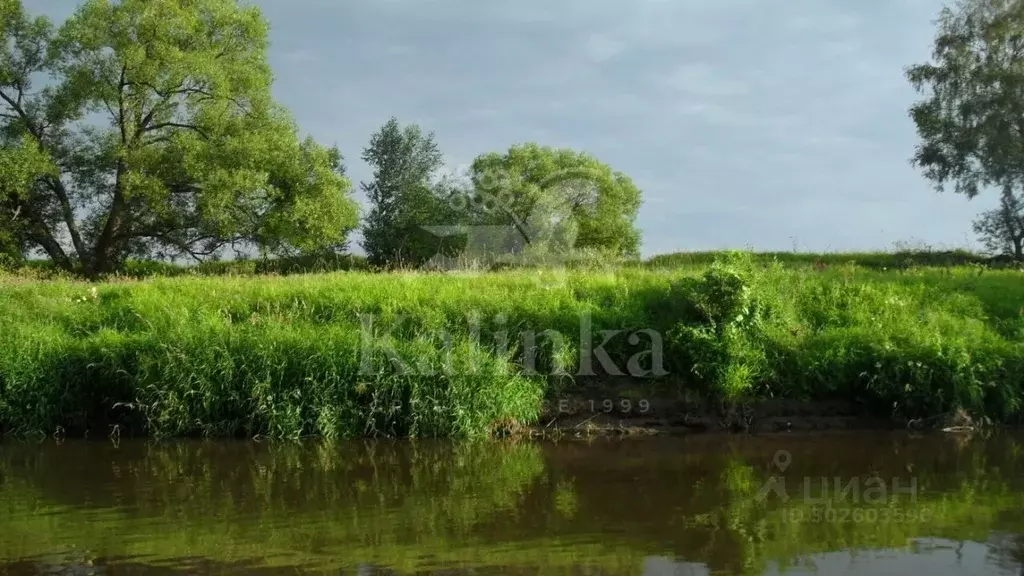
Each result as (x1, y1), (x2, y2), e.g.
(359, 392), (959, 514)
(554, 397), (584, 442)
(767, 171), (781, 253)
(525, 383), (975, 439)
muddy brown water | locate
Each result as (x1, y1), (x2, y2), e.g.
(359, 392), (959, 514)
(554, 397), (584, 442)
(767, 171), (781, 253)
(0, 432), (1022, 575)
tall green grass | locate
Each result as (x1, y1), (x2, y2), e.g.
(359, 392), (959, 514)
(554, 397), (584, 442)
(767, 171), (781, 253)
(2, 252), (1024, 438)
(6, 247), (1013, 280)
(643, 249), (1004, 270)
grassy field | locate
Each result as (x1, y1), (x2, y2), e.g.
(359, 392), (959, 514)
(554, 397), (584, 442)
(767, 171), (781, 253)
(2, 250), (1024, 438)
(8, 247), (1013, 279)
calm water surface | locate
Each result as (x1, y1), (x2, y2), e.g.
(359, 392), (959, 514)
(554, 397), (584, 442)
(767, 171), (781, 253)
(0, 432), (1022, 575)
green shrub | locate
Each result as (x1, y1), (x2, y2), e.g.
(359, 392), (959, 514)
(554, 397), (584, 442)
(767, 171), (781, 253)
(662, 256), (770, 399)
(0, 229), (22, 270)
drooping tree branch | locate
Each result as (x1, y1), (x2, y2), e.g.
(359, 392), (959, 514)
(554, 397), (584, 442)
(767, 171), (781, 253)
(0, 86), (89, 266)
(141, 122), (210, 139)
(4, 192), (71, 269)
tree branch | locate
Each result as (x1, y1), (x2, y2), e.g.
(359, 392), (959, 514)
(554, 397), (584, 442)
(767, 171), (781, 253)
(130, 80), (250, 134)
(496, 203), (533, 245)
(117, 64), (127, 144)
(133, 80), (181, 134)
(141, 122), (209, 139)
(0, 88), (39, 138)
(139, 135), (175, 147)
(0, 86), (89, 266)
(5, 192), (72, 270)
(124, 229), (225, 262)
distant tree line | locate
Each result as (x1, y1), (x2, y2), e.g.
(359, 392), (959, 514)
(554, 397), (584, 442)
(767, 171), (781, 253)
(12, 0), (1024, 275)
(0, 0), (643, 275)
(358, 118), (642, 269)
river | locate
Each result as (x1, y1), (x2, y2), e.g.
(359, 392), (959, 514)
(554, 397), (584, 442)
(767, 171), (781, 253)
(0, 432), (1022, 575)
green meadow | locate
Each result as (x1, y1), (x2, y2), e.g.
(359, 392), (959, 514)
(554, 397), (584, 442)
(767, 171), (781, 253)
(2, 251), (1024, 438)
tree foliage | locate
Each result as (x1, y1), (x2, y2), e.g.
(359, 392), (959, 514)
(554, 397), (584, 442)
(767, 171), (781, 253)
(465, 143), (642, 259)
(973, 184), (1024, 258)
(0, 0), (358, 275)
(360, 117), (450, 267)
(906, 0), (1024, 201)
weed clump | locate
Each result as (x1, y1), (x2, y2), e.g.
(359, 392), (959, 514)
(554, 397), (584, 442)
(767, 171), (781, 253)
(663, 253), (770, 399)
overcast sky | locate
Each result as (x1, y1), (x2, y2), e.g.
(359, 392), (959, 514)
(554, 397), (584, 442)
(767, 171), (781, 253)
(26, 0), (989, 257)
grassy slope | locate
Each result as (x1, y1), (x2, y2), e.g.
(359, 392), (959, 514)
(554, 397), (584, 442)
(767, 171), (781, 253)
(2, 252), (1024, 437)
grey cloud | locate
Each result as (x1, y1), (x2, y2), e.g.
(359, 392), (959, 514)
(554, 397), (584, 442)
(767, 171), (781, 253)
(583, 34), (627, 63)
(660, 63), (751, 97)
(20, 0), (995, 256)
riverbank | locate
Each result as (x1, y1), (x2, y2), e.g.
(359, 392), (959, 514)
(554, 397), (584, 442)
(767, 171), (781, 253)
(525, 392), (979, 439)
(2, 252), (1024, 438)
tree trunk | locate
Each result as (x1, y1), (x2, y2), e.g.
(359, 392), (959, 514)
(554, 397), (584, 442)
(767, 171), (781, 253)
(90, 162), (129, 277)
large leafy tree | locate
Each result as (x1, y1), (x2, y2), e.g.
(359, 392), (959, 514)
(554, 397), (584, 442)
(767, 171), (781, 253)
(360, 117), (449, 267)
(906, 0), (1024, 259)
(0, 0), (358, 275)
(465, 143), (642, 259)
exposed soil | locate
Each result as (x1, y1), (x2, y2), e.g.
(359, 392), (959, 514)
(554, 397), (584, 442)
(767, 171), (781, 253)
(525, 385), (922, 440)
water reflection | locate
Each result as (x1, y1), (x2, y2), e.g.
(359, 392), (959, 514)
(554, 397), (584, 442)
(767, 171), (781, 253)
(0, 432), (1022, 575)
